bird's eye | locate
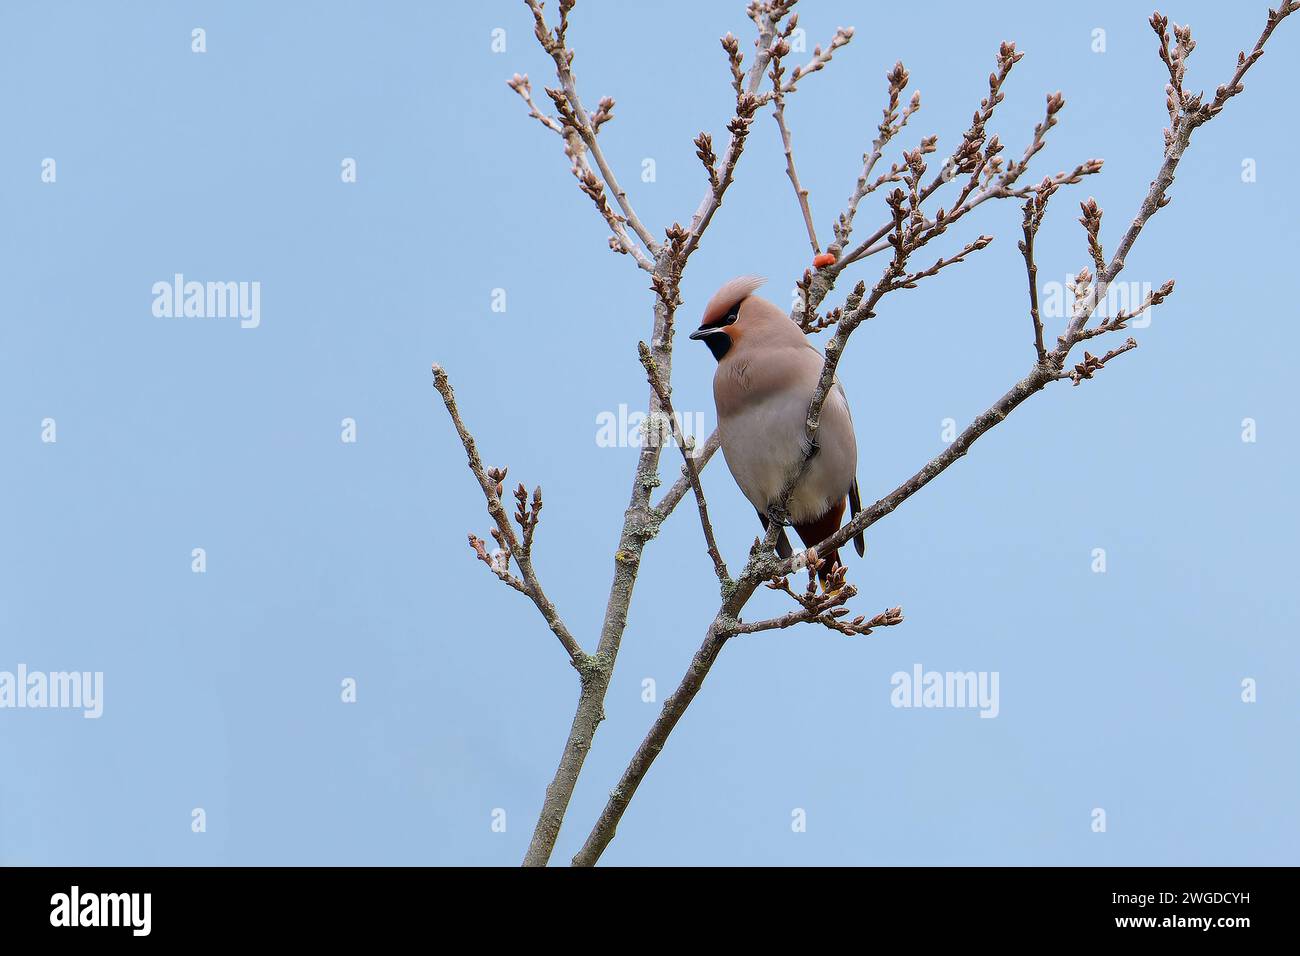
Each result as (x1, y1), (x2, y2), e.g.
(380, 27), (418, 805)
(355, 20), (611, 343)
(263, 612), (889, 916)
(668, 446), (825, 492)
(720, 306), (739, 327)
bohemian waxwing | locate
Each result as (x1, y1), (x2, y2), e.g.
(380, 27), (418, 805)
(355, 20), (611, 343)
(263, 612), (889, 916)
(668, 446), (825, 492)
(689, 276), (866, 580)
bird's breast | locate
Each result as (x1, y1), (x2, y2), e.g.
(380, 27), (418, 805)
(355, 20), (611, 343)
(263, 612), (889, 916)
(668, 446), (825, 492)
(716, 384), (857, 524)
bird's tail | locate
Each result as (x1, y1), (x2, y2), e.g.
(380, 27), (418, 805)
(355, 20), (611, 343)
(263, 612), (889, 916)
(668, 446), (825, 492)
(848, 479), (866, 558)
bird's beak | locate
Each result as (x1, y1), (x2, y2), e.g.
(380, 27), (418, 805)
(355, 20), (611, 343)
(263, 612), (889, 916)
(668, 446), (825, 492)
(689, 326), (724, 340)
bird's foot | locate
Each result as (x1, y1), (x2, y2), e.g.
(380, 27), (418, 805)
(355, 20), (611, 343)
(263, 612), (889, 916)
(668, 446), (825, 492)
(765, 504), (792, 528)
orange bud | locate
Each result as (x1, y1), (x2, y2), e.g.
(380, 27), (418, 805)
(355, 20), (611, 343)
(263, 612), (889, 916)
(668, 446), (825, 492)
(812, 252), (836, 268)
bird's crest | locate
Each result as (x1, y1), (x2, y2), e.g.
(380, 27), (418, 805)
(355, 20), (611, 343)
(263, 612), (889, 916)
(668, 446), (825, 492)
(700, 275), (766, 327)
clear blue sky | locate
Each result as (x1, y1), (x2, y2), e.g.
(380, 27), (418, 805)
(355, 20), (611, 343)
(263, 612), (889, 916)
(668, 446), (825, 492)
(1, 1), (1296, 866)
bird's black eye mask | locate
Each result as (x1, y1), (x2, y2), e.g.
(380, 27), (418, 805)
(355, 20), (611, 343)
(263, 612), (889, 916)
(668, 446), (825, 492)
(688, 305), (738, 361)
(712, 305), (740, 328)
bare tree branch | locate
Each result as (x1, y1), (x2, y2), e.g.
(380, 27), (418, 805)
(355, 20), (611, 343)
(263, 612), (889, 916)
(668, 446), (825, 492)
(1056, 337), (1140, 385)
(432, 364), (584, 666)
(523, 0), (660, 257)
(785, 3), (1296, 577)
(831, 60), (919, 256)
(441, 0), (1296, 869)
(795, 43), (1101, 328)
(515, 2), (802, 865)
(829, 156), (1101, 279)
(638, 341), (729, 583)
(518, 275), (683, 866)
(507, 71), (655, 271)
(569, 2), (1297, 866)
(770, 21), (854, 97)
(1076, 278), (1175, 342)
(653, 429), (721, 516)
(769, 26), (820, 255)
(680, 21), (777, 263)
(761, 162), (997, 559)
(506, 71), (566, 135)
(1018, 180), (1052, 364)
(732, 565), (903, 637)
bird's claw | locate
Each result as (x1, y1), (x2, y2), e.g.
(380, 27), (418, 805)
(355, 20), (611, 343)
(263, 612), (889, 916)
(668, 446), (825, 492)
(766, 505), (792, 528)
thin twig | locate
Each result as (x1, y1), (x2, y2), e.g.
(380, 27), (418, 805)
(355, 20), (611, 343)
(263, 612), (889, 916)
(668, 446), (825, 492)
(680, 17), (778, 263)
(770, 22), (854, 97)
(653, 429), (722, 515)
(769, 31), (820, 255)
(831, 60), (919, 255)
(1018, 179), (1053, 364)
(432, 364), (585, 667)
(508, 72), (655, 272)
(638, 342), (729, 583)
(524, 0), (660, 256)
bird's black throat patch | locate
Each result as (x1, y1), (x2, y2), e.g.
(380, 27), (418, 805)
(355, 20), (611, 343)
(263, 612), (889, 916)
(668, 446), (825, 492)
(702, 332), (732, 361)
